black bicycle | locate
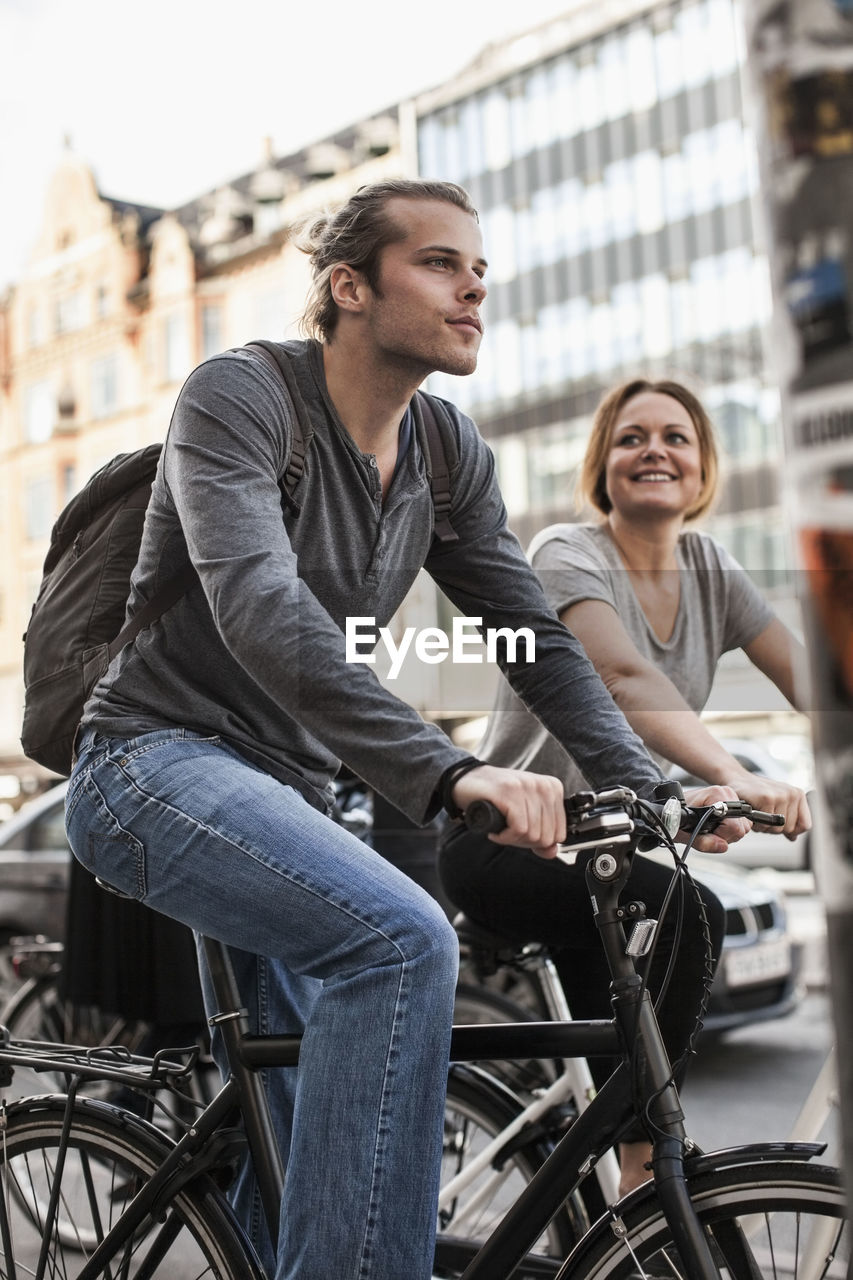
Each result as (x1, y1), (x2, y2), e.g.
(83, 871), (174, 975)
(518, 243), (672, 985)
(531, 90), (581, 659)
(0, 784), (846, 1279)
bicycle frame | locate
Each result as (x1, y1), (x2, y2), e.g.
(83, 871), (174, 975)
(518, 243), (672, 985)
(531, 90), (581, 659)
(455, 925), (622, 1206)
(65, 839), (743, 1280)
(0, 827), (826, 1280)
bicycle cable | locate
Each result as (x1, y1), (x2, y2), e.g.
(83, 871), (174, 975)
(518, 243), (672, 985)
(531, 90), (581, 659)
(617, 802), (720, 1141)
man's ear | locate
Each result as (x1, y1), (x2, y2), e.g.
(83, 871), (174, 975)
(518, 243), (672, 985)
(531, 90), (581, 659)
(329, 264), (368, 315)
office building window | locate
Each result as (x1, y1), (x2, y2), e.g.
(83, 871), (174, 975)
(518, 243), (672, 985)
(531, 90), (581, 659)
(529, 64), (556, 149)
(707, 0), (741, 77)
(483, 205), (517, 285)
(640, 273), (672, 358)
(526, 420), (589, 515)
(634, 150), (665, 234)
(626, 24), (658, 113)
(482, 90), (512, 172)
(495, 436), (530, 517)
(440, 108), (464, 180)
(418, 115), (442, 178)
(654, 19), (685, 100)
(459, 98), (483, 181)
(600, 36), (630, 123)
(708, 379), (779, 461)
(558, 177), (586, 259)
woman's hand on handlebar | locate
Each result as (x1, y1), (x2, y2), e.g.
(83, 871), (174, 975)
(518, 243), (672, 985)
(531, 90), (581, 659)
(681, 785), (751, 853)
(717, 772), (811, 839)
(449, 766), (566, 859)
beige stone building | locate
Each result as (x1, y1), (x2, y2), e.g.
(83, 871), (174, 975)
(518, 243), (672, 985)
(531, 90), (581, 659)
(0, 116), (407, 795)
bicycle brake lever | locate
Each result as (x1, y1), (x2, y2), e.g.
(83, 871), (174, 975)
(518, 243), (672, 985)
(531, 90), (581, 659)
(680, 801), (785, 832)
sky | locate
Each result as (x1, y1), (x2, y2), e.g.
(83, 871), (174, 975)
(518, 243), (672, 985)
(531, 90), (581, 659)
(0, 0), (578, 291)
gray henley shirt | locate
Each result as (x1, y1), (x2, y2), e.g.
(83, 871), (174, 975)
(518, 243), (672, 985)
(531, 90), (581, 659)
(83, 341), (663, 822)
(478, 521), (775, 792)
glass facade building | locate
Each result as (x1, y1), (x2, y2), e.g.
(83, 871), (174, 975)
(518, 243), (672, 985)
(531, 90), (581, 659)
(416, 0), (789, 584)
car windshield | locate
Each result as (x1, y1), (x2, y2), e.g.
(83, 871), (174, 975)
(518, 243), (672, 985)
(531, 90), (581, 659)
(0, 802), (67, 851)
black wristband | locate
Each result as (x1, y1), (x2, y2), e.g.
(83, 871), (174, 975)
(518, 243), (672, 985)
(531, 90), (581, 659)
(438, 756), (484, 820)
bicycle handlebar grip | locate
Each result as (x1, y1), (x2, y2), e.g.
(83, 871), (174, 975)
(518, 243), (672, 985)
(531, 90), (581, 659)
(464, 800), (507, 834)
(748, 809), (785, 827)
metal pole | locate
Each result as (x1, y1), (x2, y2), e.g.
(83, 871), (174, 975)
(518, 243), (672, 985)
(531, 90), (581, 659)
(739, 0), (853, 1205)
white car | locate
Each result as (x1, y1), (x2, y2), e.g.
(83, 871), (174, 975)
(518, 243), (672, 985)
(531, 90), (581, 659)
(0, 783), (70, 944)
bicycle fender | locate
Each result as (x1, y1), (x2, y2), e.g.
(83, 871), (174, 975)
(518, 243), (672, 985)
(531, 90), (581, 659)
(448, 1060), (534, 1113)
(562, 1140), (832, 1252)
(1, 1093), (179, 1149)
(684, 1141), (828, 1173)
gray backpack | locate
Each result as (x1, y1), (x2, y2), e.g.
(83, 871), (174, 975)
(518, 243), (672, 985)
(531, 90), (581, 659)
(21, 341), (458, 775)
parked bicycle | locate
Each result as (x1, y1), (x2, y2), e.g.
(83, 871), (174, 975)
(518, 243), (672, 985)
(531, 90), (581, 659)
(0, 783), (846, 1279)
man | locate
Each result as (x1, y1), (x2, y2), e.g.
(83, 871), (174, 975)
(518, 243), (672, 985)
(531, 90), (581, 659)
(65, 179), (742, 1280)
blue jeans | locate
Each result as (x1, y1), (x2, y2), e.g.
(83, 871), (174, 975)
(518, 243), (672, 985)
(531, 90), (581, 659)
(66, 727), (459, 1280)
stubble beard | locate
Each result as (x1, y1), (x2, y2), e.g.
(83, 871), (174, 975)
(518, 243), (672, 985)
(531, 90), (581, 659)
(379, 325), (481, 382)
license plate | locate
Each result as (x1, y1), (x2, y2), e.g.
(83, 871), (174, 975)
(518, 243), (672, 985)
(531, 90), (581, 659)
(725, 938), (791, 989)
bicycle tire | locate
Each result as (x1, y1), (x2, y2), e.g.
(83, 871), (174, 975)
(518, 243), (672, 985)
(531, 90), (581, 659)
(452, 983), (609, 1227)
(0, 1094), (264, 1280)
(458, 946), (552, 1020)
(562, 1157), (847, 1279)
(437, 1065), (585, 1276)
(1, 972), (148, 1098)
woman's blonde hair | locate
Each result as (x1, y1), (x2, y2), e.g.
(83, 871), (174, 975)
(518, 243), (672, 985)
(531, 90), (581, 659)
(298, 179), (479, 342)
(577, 378), (720, 522)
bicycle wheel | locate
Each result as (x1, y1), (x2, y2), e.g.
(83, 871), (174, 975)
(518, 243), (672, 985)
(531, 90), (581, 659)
(1, 972), (148, 1098)
(564, 1158), (848, 1279)
(0, 1095), (263, 1279)
(436, 1065), (584, 1277)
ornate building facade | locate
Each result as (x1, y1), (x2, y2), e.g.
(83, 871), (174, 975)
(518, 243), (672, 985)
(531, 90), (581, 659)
(0, 117), (404, 787)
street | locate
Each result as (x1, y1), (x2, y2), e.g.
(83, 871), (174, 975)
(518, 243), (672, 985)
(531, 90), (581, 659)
(683, 869), (839, 1164)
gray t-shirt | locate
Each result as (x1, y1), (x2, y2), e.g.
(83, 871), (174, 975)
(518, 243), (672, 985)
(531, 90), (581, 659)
(83, 343), (664, 823)
(478, 522), (774, 791)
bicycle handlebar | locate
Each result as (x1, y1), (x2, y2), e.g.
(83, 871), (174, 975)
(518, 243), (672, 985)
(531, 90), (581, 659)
(463, 784), (785, 850)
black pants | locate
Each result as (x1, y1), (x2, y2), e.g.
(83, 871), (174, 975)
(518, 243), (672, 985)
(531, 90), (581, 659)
(438, 823), (725, 1137)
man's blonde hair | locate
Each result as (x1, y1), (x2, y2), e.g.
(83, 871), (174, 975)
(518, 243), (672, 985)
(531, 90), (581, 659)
(298, 179), (479, 342)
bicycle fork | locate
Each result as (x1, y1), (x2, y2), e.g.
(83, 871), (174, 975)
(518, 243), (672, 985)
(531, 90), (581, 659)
(590, 848), (722, 1280)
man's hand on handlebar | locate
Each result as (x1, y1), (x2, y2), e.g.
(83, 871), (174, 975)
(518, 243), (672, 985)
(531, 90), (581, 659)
(449, 765), (566, 859)
(681, 784), (751, 853)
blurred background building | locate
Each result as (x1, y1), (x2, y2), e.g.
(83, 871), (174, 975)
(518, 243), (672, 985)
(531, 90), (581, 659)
(405, 0), (804, 734)
(0, 0), (808, 799)
(0, 115), (404, 792)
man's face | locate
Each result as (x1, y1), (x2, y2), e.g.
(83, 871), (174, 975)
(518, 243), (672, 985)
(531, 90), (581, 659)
(360, 198), (488, 378)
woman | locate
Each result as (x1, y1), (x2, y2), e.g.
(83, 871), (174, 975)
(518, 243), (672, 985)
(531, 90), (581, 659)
(439, 376), (811, 1194)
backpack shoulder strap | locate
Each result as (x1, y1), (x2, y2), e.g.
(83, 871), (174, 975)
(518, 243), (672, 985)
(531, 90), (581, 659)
(245, 340), (314, 514)
(112, 344), (311, 662)
(107, 562), (197, 663)
(415, 391), (459, 546)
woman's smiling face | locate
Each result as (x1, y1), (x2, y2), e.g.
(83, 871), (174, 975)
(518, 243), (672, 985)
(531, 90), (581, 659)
(604, 391), (705, 522)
